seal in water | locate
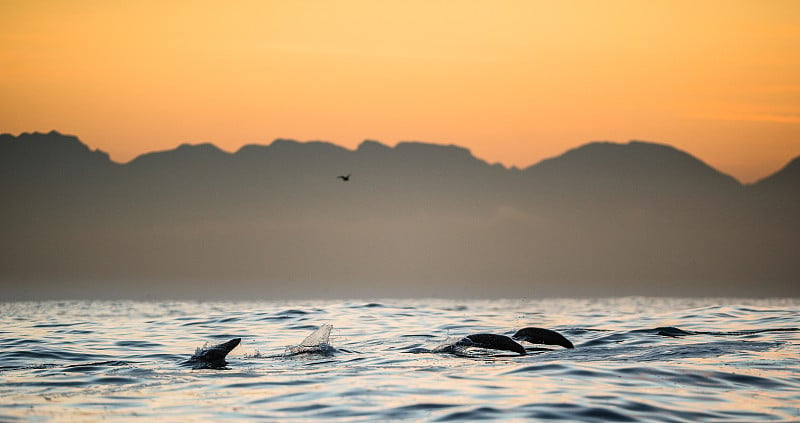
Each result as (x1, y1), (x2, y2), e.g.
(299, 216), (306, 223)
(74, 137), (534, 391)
(183, 338), (241, 369)
(457, 333), (527, 355)
(512, 327), (574, 349)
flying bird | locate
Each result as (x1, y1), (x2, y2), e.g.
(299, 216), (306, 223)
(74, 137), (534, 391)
(337, 174), (351, 181)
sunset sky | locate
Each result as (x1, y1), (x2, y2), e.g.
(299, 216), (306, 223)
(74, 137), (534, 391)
(1, 0), (798, 183)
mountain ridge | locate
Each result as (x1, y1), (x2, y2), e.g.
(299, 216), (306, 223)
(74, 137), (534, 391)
(3, 130), (796, 185)
(1, 130), (797, 298)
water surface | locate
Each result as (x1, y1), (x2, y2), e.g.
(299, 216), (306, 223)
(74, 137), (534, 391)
(1, 298), (798, 421)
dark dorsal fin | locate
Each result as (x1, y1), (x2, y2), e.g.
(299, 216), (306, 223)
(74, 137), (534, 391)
(197, 338), (241, 361)
(184, 338), (241, 369)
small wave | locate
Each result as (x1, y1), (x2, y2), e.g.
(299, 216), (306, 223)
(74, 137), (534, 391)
(0, 349), (108, 363)
(63, 361), (132, 372)
(435, 406), (503, 421)
(441, 305), (468, 311)
(287, 324), (320, 331)
(390, 403), (457, 412)
(574, 407), (637, 422)
(614, 365), (792, 391)
(114, 340), (162, 348)
(638, 326), (799, 337)
(89, 376), (138, 385)
(0, 363), (59, 372)
(638, 340), (778, 362)
(274, 403), (332, 413)
(56, 329), (94, 335)
(258, 308), (323, 321)
(695, 327), (798, 336)
(179, 319), (214, 327)
(32, 322), (87, 328)
(578, 332), (649, 347)
(399, 333), (439, 338)
(712, 370), (790, 389)
(276, 309), (311, 316)
(576, 326), (798, 348)
(503, 363), (569, 375)
(350, 302), (385, 308)
(0, 338), (46, 347)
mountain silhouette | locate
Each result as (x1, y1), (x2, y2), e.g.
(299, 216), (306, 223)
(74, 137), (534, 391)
(524, 141), (741, 200)
(0, 131), (797, 299)
(0, 130), (113, 169)
(752, 156), (800, 197)
(747, 155), (800, 236)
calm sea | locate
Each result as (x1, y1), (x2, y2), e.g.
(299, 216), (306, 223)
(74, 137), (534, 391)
(1, 298), (798, 422)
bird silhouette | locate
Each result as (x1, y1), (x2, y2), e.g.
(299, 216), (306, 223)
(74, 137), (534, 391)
(337, 174), (351, 181)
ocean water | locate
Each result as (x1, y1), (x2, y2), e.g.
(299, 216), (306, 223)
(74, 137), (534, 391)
(1, 298), (798, 422)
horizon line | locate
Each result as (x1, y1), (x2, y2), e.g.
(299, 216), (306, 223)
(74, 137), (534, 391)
(3, 129), (798, 185)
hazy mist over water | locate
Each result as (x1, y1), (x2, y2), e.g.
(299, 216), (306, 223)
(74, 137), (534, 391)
(1, 131), (798, 299)
(0, 298), (798, 421)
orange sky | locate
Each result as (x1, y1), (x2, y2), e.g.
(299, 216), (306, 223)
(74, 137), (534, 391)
(1, 0), (798, 182)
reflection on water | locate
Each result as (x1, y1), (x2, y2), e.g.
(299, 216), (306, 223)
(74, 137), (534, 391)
(0, 298), (798, 421)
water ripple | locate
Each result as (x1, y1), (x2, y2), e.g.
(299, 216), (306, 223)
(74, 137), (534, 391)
(0, 298), (797, 422)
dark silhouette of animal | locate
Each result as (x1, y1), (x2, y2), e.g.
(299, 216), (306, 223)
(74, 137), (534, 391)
(182, 338), (241, 369)
(513, 327), (574, 348)
(452, 328), (574, 355)
(458, 333), (526, 355)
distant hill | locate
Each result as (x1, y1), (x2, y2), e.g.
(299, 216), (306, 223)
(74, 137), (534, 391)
(747, 155), (800, 231)
(0, 130), (113, 168)
(752, 156), (800, 197)
(0, 130), (116, 189)
(0, 131), (797, 299)
(524, 141), (742, 200)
